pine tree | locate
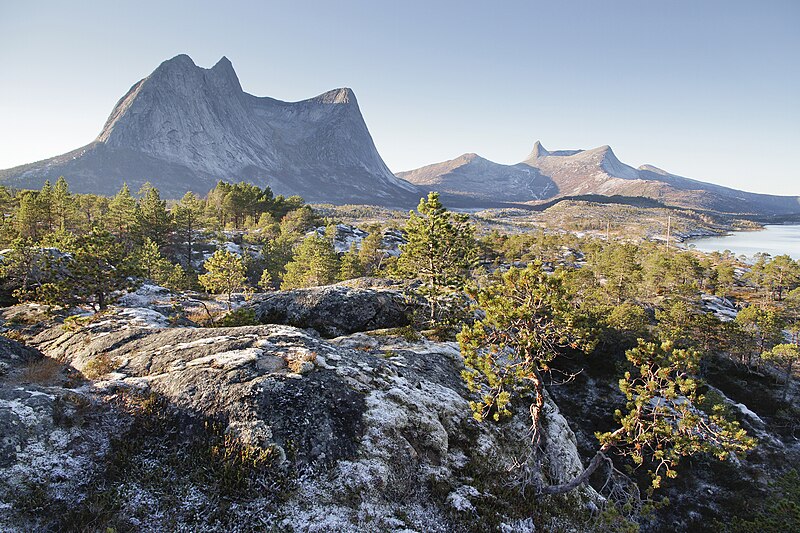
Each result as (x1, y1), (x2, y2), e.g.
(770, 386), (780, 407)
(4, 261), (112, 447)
(763, 255), (800, 301)
(397, 192), (478, 325)
(132, 237), (191, 292)
(0, 186), (16, 246)
(16, 192), (42, 240)
(136, 182), (172, 249)
(358, 229), (385, 275)
(262, 232), (298, 285)
(52, 177), (78, 232)
(459, 265), (595, 425)
(279, 205), (317, 235)
(590, 241), (643, 304)
(38, 180), (55, 233)
(0, 238), (47, 300)
(736, 305), (786, 364)
(460, 265), (754, 495)
(338, 244), (364, 281)
(77, 194), (108, 228)
(281, 234), (340, 289)
(198, 249), (246, 309)
(106, 183), (138, 240)
(57, 228), (140, 310)
(172, 191), (205, 267)
(258, 268), (273, 291)
(135, 237), (167, 280)
(763, 343), (800, 400)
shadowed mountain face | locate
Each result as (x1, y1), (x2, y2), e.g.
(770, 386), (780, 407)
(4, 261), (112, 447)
(399, 141), (800, 215)
(0, 55), (420, 204)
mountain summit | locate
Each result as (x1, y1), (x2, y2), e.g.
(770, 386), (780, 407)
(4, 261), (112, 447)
(0, 55), (419, 203)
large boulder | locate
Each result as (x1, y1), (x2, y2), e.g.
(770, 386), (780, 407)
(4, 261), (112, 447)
(251, 284), (415, 337)
(0, 307), (598, 532)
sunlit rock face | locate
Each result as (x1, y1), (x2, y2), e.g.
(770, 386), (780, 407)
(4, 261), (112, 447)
(0, 55), (419, 205)
(0, 295), (597, 532)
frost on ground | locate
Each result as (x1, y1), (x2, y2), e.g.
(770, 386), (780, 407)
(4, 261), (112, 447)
(0, 294), (602, 532)
(117, 283), (172, 309)
(0, 338), (119, 533)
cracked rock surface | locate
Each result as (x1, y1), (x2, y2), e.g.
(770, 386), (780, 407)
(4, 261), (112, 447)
(0, 301), (596, 532)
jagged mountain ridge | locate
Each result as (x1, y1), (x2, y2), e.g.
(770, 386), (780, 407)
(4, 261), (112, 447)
(399, 141), (800, 215)
(0, 55), (419, 203)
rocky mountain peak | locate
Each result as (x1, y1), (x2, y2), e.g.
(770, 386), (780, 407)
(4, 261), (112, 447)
(208, 55), (242, 92)
(638, 164), (669, 174)
(159, 53), (197, 69)
(314, 87), (357, 105)
(457, 153), (483, 163)
(528, 140), (550, 159)
(582, 144), (617, 162)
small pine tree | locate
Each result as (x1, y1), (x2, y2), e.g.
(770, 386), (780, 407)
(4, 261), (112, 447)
(136, 182), (172, 249)
(61, 228), (140, 310)
(38, 180), (55, 233)
(281, 234), (340, 289)
(258, 268), (273, 291)
(106, 183), (138, 240)
(15, 193), (43, 240)
(199, 250), (246, 309)
(136, 238), (164, 280)
(133, 237), (189, 291)
(358, 230), (385, 276)
(172, 191), (205, 267)
(0, 238), (48, 300)
(163, 263), (191, 292)
(763, 343), (800, 400)
(397, 192), (478, 326)
(338, 244), (364, 281)
(52, 177), (78, 232)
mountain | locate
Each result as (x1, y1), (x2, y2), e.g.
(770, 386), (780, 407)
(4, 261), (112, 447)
(396, 153), (556, 203)
(399, 141), (800, 215)
(0, 55), (419, 204)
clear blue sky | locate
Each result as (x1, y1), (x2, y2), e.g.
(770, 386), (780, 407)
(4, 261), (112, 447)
(1, 0), (798, 195)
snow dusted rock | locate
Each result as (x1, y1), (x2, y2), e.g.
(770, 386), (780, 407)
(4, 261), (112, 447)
(117, 283), (172, 309)
(381, 228), (408, 257)
(251, 285), (415, 337)
(0, 337), (119, 532)
(307, 224), (369, 253)
(0, 305), (599, 531)
(306, 224), (407, 256)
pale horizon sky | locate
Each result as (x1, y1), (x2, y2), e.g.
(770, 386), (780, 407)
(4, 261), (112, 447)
(1, 0), (798, 195)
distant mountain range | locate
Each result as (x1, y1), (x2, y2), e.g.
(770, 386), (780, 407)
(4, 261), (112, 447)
(398, 141), (800, 215)
(1, 54), (798, 215)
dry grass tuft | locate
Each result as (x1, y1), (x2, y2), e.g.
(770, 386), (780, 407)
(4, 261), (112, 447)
(83, 354), (119, 380)
(19, 357), (64, 385)
(286, 350), (317, 373)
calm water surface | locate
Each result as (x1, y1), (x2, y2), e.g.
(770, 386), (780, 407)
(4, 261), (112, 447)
(688, 225), (800, 260)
